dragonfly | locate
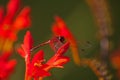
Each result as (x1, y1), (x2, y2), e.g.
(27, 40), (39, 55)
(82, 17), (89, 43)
(30, 35), (92, 53)
(30, 36), (65, 52)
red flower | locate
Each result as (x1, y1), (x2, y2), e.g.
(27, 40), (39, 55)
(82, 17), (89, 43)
(0, 0), (31, 53)
(0, 0), (30, 79)
(0, 0), (31, 40)
(17, 31), (70, 80)
(6, 0), (20, 19)
(52, 16), (81, 65)
(0, 53), (17, 79)
(12, 7), (31, 30)
(46, 42), (70, 68)
(28, 50), (50, 78)
(17, 31), (33, 65)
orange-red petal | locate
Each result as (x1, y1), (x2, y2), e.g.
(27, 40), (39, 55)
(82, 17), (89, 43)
(23, 31), (33, 51)
(52, 16), (81, 65)
(31, 50), (44, 65)
(46, 42), (70, 67)
(13, 7), (31, 30)
(17, 47), (25, 58)
(6, 0), (20, 18)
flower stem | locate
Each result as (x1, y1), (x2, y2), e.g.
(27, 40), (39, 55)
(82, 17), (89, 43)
(25, 54), (31, 80)
(25, 65), (28, 80)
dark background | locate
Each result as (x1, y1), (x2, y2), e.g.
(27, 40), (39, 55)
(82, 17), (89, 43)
(0, 0), (120, 80)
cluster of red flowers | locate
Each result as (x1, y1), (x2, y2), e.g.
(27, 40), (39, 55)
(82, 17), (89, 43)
(0, 0), (31, 79)
(0, 0), (119, 80)
(17, 31), (70, 80)
(0, 52), (16, 80)
(0, 0), (71, 80)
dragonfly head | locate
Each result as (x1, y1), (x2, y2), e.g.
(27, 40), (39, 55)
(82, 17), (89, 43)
(57, 36), (65, 43)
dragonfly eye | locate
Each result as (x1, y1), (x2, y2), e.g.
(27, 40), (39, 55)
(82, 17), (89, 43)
(58, 36), (65, 43)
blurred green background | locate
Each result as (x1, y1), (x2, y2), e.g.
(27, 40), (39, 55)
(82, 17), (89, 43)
(0, 0), (120, 80)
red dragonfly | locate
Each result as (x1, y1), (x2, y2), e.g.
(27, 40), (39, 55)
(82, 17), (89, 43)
(30, 36), (65, 52)
(30, 36), (92, 53)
